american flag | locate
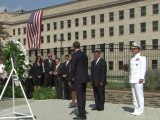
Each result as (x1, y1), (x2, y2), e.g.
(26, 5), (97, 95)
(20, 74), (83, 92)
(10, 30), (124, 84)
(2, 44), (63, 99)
(27, 10), (43, 49)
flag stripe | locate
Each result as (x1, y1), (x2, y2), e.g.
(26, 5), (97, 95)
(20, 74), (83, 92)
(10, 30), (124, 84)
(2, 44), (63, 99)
(27, 10), (43, 49)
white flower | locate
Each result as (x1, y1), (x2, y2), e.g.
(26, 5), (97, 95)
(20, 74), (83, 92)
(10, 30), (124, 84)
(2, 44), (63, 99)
(4, 39), (29, 79)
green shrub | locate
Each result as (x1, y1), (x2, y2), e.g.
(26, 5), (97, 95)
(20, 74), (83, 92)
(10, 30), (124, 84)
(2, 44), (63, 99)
(107, 82), (130, 90)
(145, 69), (160, 91)
(0, 85), (23, 98)
(32, 87), (57, 100)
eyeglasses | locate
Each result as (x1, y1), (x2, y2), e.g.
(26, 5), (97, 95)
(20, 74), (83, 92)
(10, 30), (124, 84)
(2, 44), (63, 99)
(48, 56), (52, 57)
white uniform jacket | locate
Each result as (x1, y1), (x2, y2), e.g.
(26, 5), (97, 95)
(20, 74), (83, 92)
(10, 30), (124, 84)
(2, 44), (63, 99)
(129, 53), (146, 83)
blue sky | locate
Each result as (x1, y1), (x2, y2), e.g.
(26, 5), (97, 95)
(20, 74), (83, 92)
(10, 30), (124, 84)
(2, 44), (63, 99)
(0, 0), (74, 12)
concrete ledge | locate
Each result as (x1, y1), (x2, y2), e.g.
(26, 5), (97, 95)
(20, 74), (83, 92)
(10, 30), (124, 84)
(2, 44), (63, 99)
(86, 89), (160, 108)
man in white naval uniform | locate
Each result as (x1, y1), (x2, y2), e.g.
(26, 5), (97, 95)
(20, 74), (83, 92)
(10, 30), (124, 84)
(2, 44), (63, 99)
(129, 43), (146, 116)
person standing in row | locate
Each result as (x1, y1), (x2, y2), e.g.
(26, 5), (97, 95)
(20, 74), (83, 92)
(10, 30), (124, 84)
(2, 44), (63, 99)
(90, 50), (107, 111)
(53, 58), (63, 99)
(62, 54), (71, 100)
(129, 43), (146, 116)
(25, 64), (34, 99)
(44, 53), (55, 88)
(69, 41), (88, 120)
(33, 56), (43, 91)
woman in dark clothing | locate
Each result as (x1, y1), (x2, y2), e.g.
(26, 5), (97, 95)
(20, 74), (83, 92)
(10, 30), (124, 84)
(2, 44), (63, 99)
(25, 65), (34, 99)
(33, 56), (43, 91)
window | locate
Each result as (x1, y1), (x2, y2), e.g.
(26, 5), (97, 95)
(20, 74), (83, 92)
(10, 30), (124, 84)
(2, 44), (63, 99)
(53, 34), (57, 42)
(83, 17), (87, 26)
(53, 22), (57, 30)
(91, 29), (95, 38)
(18, 28), (21, 35)
(60, 33), (64, 40)
(129, 24), (134, 34)
(13, 29), (15, 36)
(119, 42), (124, 51)
(100, 28), (104, 37)
(100, 44), (105, 52)
(47, 23), (50, 31)
(152, 21), (158, 31)
(129, 8), (135, 18)
(67, 32), (71, 41)
(23, 38), (26, 45)
(47, 49), (50, 54)
(67, 20), (71, 28)
(91, 45), (95, 52)
(29, 50), (32, 57)
(129, 41), (134, 48)
(75, 18), (79, 27)
(109, 43), (114, 52)
(119, 25), (124, 35)
(47, 35), (50, 43)
(109, 61), (113, 70)
(83, 30), (87, 39)
(75, 32), (79, 40)
(41, 36), (44, 43)
(83, 46), (87, 53)
(152, 39), (158, 49)
(140, 22), (146, 32)
(23, 27), (26, 34)
(91, 15), (95, 24)
(140, 40), (146, 50)
(119, 10), (124, 20)
(153, 4), (159, 14)
(100, 14), (104, 23)
(41, 49), (43, 56)
(119, 61), (123, 70)
(109, 12), (114, 21)
(109, 27), (114, 36)
(141, 6), (146, 16)
(54, 48), (57, 55)
(60, 21), (64, 29)
(41, 24), (44, 31)
(152, 60), (158, 69)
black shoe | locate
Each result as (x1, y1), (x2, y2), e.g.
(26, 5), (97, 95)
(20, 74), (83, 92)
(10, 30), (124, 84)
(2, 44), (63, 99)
(91, 108), (97, 110)
(97, 108), (104, 111)
(73, 116), (86, 120)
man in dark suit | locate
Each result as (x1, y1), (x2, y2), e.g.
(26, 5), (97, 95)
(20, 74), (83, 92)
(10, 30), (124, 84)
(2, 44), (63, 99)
(90, 50), (107, 111)
(43, 53), (55, 88)
(69, 41), (88, 120)
(62, 54), (71, 100)
(53, 58), (63, 99)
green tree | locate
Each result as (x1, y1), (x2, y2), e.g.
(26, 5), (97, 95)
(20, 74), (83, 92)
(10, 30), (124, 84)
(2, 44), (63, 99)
(0, 22), (10, 40)
(0, 22), (10, 55)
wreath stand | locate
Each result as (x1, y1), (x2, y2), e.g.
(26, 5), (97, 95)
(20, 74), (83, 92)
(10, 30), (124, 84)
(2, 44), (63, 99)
(0, 56), (35, 120)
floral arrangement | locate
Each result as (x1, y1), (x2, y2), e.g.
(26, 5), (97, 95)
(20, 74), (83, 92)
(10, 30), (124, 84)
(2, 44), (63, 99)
(1, 40), (29, 80)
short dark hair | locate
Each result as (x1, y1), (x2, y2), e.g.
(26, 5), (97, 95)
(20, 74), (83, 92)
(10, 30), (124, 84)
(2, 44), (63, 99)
(73, 41), (80, 49)
(94, 50), (100, 54)
(56, 57), (61, 61)
(65, 54), (69, 58)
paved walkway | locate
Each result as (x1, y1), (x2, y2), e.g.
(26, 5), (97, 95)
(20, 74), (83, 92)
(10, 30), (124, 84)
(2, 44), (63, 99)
(0, 98), (159, 120)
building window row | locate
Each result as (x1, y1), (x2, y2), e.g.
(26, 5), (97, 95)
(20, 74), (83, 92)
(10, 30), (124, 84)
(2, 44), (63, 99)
(13, 20), (159, 37)
(108, 59), (158, 70)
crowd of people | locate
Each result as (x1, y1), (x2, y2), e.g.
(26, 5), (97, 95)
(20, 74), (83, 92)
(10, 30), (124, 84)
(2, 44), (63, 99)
(0, 41), (146, 120)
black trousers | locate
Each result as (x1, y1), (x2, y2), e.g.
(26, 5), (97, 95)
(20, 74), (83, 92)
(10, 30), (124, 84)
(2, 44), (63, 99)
(93, 85), (105, 109)
(63, 79), (71, 99)
(55, 77), (63, 99)
(25, 78), (33, 99)
(75, 82), (87, 118)
(44, 73), (53, 88)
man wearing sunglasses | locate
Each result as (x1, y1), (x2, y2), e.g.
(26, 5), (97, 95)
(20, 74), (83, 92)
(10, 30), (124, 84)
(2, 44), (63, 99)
(44, 53), (55, 88)
(129, 43), (146, 116)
